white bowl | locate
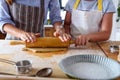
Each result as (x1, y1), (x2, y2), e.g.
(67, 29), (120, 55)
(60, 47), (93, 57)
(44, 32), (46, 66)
(59, 54), (120, 79)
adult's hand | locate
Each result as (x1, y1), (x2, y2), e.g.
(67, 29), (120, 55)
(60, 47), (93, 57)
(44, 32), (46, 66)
(3, 23), (40, 42)
(35, 33), (40, 37)
(19, 32), (36, 43)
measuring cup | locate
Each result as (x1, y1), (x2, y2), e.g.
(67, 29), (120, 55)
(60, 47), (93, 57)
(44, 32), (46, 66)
(0, 58), (32, 74)
(109, 45), (119, 53)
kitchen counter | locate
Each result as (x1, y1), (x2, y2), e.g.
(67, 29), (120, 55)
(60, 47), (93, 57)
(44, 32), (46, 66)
(98, 41), (120, 62)
(0, 40), (119, 80)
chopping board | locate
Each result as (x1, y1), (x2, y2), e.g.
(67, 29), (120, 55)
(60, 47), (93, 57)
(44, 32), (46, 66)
(118, 47), (120, 62)
(98, 41), (120, 62)
(23, 47), (68, 53)
(9, 40), (68, 58)
(9, 40), (105, 58)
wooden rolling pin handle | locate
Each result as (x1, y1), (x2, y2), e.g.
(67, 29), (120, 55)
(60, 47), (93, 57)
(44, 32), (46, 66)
(10, 41), (25, 45)
(70, 40), (75, 44)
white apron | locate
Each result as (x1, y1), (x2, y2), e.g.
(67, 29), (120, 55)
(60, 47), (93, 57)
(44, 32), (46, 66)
(71, 0), (103, 38)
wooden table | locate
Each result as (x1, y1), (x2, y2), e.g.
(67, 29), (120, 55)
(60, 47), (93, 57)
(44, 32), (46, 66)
(98, 41), (120, 62)
(0, 40), (119, 80)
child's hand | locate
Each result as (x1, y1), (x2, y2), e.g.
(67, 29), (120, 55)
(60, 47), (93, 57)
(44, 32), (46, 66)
(54, 28), (71, 42)
(75, 34), (90, 46)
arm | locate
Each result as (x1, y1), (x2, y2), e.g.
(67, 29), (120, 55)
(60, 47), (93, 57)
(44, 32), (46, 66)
(48, 0), (62, 35)
(49, 0), (71, 41)
(49, 0), (62, 27)
(75, 0), (115, 46)
(3, 23), (37, 42)
(64, 11), (71, 34)
(53, 12), (71, 41)
(86, 13), (113, 42)
(0, 0), (37, 42)
(76, 13), (113, 46)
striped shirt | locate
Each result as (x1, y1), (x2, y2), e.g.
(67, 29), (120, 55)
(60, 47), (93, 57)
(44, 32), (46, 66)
(0, 0), (62, 33)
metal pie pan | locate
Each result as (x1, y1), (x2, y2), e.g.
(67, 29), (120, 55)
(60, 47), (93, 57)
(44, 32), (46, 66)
(59, 54), (120, 80)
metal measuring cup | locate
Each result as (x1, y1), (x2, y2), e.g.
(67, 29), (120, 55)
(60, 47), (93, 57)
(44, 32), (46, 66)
(109, 45), (119, 53)
(0, 58), (32, 74)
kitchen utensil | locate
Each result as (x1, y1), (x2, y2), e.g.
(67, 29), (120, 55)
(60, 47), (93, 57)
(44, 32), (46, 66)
(109, 45), (119, 53)
(0, 58), (32, 74)
(25, 37), (74, 48)
(10, 40), (25, 45)
(0, 67), (53, 77)
(35, 67), (53, 77)
(10, 37), (74, 48)
(59, 54), (120, 80)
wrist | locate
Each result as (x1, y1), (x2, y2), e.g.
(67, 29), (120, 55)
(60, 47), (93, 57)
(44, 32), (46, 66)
(55, 25), (64, 30)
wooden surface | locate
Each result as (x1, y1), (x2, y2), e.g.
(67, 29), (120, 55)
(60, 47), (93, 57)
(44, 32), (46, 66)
(45, 27), (55, 37)
(98, 41), (120, 80)
(0, 32), (6, 39)
(25, 37), (70, 48)
(98, 41), (120, 62)
(0, 40), (105, 79)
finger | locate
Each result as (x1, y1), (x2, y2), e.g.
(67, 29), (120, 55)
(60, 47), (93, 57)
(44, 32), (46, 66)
(75, 39), (78, 47)
(75, 38), (78, 46)
(62, 35), (68, 42)
(35, 33), (40, 37)
(26, 33), (35, 42)
(86, 37), (89, 45)
(67, 34), (71, 40)
(53, 32), (59, 37)
(65, 34), (71, 42)
(59, 34), (69, 42)
(63, 34), (69, 42)
(20, 36), (30, 42)
(79, 40), (82, 46)
(31, 33), (36, 42)
(58, 36), (65, 42)
(76, 37), (81, 46)
(81, 37), (86, 45)
(20, 37), (26, 42)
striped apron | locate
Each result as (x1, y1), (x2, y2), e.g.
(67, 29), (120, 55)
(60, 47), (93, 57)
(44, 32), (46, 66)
(6, 0), (44, 40)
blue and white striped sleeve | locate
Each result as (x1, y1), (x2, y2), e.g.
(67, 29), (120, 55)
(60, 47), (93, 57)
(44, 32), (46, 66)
(0, 0), (15, 33)
(49, 0), (62, 25)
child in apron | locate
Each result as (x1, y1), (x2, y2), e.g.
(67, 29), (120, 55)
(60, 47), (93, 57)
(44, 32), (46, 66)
(54, 0), (116, 46)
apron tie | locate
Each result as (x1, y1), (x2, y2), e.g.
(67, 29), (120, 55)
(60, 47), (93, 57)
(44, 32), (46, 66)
(73, 0), (80, 9)
(73, 0), (102, 11)
(71, 0), (103, 38)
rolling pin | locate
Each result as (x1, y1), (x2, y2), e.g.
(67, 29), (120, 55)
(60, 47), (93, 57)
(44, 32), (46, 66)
(118, 45), (120, 62)
(10, 40), (25, 45)
(26, 37), (74, 48)
(10, 37), (74, 48)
